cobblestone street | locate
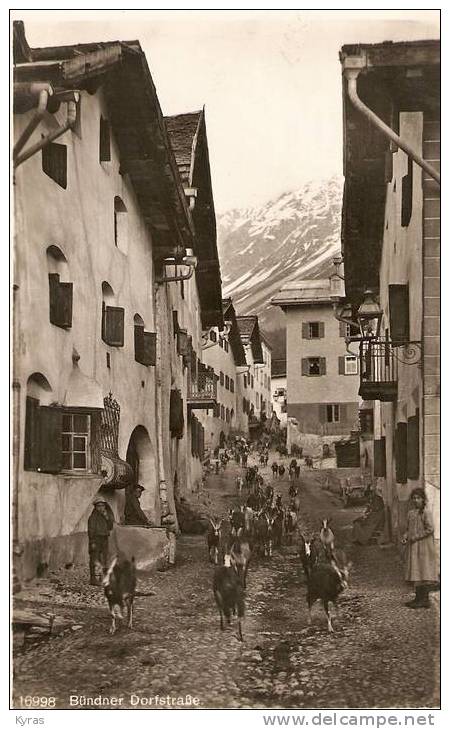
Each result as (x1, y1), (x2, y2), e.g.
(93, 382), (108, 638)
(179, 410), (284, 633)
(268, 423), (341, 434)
(13, 456), (439, 710)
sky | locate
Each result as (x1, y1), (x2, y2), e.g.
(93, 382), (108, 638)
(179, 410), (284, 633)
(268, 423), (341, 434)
(14, 10), (440, 213)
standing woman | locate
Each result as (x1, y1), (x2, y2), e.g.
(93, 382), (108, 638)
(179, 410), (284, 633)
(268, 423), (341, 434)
(402, 487), (439, 609)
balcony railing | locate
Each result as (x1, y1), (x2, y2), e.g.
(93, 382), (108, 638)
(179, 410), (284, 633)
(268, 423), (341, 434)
(187, 368), (217, 409)
(359, 339), (398, 402)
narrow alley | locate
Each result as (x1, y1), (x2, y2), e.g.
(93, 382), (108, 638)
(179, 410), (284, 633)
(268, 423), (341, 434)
(13, 455), (439, 710)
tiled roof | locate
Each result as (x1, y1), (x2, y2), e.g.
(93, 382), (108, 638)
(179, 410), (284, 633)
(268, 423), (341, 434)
(236, 316), (257, 338)
(165, 111), (202, 185)
(271, 278), (339, 306)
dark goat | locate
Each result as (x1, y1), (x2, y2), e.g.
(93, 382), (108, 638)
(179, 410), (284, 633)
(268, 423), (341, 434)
(213, 556), (245, 641)
(306, 560), (351, 633)
(103, 555), (136, 635)
(230, 535), (251, 588)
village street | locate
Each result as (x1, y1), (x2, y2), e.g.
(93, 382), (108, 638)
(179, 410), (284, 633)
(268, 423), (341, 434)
(13, 454), (439, 710)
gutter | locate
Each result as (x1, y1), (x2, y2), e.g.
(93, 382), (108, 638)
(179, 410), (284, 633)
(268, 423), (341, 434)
(343, 65), (440, 186)
(14, 96), (79, 168)
(13, 84), (53, 161)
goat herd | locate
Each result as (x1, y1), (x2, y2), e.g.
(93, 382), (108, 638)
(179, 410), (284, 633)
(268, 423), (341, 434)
(209, 459), (352, 641)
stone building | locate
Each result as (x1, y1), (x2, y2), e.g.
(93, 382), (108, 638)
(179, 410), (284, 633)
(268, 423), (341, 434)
(236, 316), (271, 439)
(339, 40), (440, 544)
(200, 298), (247, 450)
(12, 23), (222, 579)
(271, 279), (360, 452)
(271, 359), (287, 428)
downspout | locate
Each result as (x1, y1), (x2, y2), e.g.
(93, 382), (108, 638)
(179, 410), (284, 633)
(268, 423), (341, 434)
(13, 84), (53, 161)
(345, 69), (440, 186)
(14, 97), (79, 168)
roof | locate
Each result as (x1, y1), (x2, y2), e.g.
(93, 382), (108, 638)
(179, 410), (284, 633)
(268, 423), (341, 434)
(271, 278), (342, 307)
(259, 330), (273, 351)
(221, 299), (246, 367)
(165, 109), (223, 328)
(236, 316), (264, 364)
(13, 22), (194, 260)
(340, 39), (440, 304)
(271, 359), (286, 378)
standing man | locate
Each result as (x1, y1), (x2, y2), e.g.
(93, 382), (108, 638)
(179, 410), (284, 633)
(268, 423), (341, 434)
(124, 483), (153, 527)
(87, 496), (114, 585)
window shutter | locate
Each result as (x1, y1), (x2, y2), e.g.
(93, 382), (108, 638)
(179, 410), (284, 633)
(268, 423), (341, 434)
(103, 306), (125, 347)
(134, 324), (144, 363)
(99, 117), (111, 162)
(339, 404), (345, 423)
(142, 332), (157, 367)
(320, 357), (327, 375)
(395, 422), (408, 484)
(374, 437), (387, 477)
(177, 329), (188, 356)
(24, 396), (40, 470)
(90, 411), (102, 474)
(319, 322), (325, 338)
(172, 310), (179, 336)
(302, 323), (309, 339)
(338, 356), (345, 375)
(339, 321), (346, 338)
(318, 403), (326, 423)
(42, 142), (67, 188)
(38, 405), (62, 473)
(49, 274), (73, 329)
(401, 156), (413, 227)
(389, 284), (409, 344)
(301, 358), (309, 376)
(170, 389), (184, 439)
(407, 409), (420, 480)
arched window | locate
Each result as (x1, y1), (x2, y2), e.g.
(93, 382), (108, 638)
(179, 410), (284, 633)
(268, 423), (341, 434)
(46, 246), (72, 329)
(24, 373), (55, 471)
(99, 116), (111, 162)
(134, 314), (156, 367)
(101, 282), (124, 347)
(114, 196), (128, 253)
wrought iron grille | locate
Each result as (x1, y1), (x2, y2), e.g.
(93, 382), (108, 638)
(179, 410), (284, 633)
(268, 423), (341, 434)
(188, 368), (217, 402)
(101, 392), (120, 455)
(359, 339), (398, 385)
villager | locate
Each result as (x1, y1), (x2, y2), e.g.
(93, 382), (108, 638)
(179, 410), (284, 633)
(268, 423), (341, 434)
(402, 488), (439, 609)
(352, 491), (385, 545)
(124, 484), (153, 528)
(87, 496), (114, 585)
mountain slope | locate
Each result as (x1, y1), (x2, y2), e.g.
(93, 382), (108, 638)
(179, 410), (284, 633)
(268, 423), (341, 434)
(217, 176), (343, 342)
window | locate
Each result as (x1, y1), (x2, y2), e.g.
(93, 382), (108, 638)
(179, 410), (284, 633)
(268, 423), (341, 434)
(219, 337), (224, 349)
(114, 197), (128, 253)
(219, 371), (224, 386)
(230, 378), (234, 393)
(99, 116), (111, 162)
(389, 284), (410, 344)
(339, 321), (354, 338)
(102, 303), (124, 346)
(302, 322), (324, 339)
(326, 404), (340, 423)
(302, 357), (325, 376)
(225, 375), (230, 390)
(62, 412), (91, 471)
(220, 405), (225, 420)
(339, 355), (358, 375)
(251, 375), (254, 388)
(243, 375), (247, 389)
(256, 392), (260, 407)
(134, 314), (156, 366)
(210, 329), (217, 343)
(42, 141), (67, 188)
(401, 156), (413, 227)
(224, 340), (229, 353)
(226, 408), (230, 423)
(47, 247), (72, 329)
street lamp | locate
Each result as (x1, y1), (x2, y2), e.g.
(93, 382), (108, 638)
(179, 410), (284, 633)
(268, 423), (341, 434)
(356, 289), (383, 339)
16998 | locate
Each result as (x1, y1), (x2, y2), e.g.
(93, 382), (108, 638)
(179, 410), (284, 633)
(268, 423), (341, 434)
(17, 696), (56, 708)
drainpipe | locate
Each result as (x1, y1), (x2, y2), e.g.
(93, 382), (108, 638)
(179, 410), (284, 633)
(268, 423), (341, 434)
(344, 69), (440, 186)
(155, 286), (179, 562)
(13, 84), (53, 161)
(14, 97), (79, 168)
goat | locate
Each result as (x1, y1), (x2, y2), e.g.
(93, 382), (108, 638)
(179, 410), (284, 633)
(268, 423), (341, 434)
(284, 508), (298, 545)
(213, 555), (245, 641)
(278, 465), (286, 478)
(298, 533), (313, 579)
(235, 475), (244, 495)
(207, 518), (223, 564)
(229, 535), (251, 588)
(304, 456), (313, 468)
(319, 518), (335, 554)
(271, 462), (279, 478)
(305, 558), (352, 633)
(103, 555), (136, 635)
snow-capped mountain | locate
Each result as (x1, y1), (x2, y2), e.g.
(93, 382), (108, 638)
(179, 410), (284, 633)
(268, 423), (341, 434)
(217, 176), (343, 353)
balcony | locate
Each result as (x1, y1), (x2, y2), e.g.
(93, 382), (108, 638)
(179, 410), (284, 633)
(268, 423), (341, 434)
(359, 339), (398, 402)
(187, 368), (217, 410)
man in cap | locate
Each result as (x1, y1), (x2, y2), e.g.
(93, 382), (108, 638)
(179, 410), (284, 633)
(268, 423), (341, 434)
(87, 496), (115, 585)
(124, 483), (153, 527)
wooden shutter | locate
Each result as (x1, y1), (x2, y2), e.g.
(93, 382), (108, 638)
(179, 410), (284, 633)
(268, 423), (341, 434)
(142, 332), (156, 366)
(24, 396), (39, 470)
(177, 329), (188, 355)
(42, 142), (67, 188)
(338, 403), (346, 423)
(389, 284), (409, 344)
(172, 310), (179, 335)
(90, 411), (102, 474)
(318, 403), (326, 423)
(407, 409), (420, 480)
(49, 274), (73, 329)
(338, 356), (345, 375)
(99, 117), (111, 162)
(134, 324), (144, 363)
(38, 405), (62, 473)
(302, 323), (309, 339)
(395, 422), (408, 483)
(170, 389), (184, 439)
(103, 306), (125, 346)
(339, 321), (346, 338)
(301, 358), (309, 376)
(384, 149), (393, 183)
(320, 357), (327, 375)
(319, 322), (325, 338)
(401, 156), (413, 227)
(374, 437), (387, 477)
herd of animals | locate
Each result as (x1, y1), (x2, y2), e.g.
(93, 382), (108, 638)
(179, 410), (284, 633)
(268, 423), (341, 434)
(211, 458), (352, 641)
(98, 455), (351, 640)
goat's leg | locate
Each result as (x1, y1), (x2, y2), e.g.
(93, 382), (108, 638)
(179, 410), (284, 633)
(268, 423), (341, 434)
(109, 615), (116, 635)
(127, 600), (133, 629)
(324, 600), (333, 633)
(307, 594), (314, 625)
(219, 611), (224, 631)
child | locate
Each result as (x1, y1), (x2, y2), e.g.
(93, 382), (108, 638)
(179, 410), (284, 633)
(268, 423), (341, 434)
(401, 488), (438, 609)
